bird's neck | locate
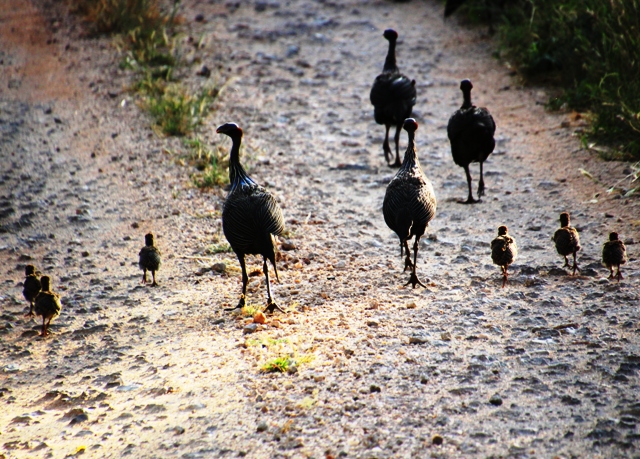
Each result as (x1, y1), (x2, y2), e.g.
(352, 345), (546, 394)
(228, 134), (255, 190)
(383, 40), (398, 72)
(462, 89), (473, 109)
(401, 132), (419, 169)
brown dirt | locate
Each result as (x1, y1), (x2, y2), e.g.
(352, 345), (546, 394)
(1, 1), (639, 458)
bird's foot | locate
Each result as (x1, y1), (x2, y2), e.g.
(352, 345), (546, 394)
(404, 272), (426, 289)
(571, 264), (581, 276)
(458, 197), (480, 204)
(224, 295), (246, 312)
(608, 272), (614, 280)
(403, 257), (414, 272)
(264, 300), (286, 314)
(501, 274), (508, 288)
(616, 271), (624, 282)
(388, 159), (402, 168)
(478, 183), (485, 198)
(151, 281), (158, 287)
(24, 310), (35, 318)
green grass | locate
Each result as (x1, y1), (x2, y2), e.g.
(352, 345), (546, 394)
(262, 356), (292, 373)
(204, 242), (233, 254)
(187, 138), (229, 188)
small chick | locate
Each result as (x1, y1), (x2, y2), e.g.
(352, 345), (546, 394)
(34, 276), (61, 337)
(553, 212), (581, 275)
(602, 232), (627, 282)
(23, 264), (41, 317)
(139, 233), (162, 287)
(491, 225), (518, 288)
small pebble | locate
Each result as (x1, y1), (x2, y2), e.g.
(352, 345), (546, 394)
(257, 422), (268, 433)
(489, 394), (503, 406)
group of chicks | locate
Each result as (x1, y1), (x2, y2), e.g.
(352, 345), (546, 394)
(491, 212), (628, 288)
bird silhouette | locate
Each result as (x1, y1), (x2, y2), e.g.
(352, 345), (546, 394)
(602, 232), (627, 282)
(447, 79), (496, 203)
(217, 123), (285, 313)
(139, 233), (162, 286)
(34, 275), (61, 337)
(383, 118), (437, 288)
(22, 264), (41, 317)
(552, 212), (581, 275)
(491, 225), (517, 288)
(370, 29), (417, 167)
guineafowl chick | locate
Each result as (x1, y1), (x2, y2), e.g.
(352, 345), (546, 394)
(602, 232), (627, 282)
(139, 233), (162, 286)
(552, 212), (581, 275)
(34, 276), (61, 337)
(23, 264), (41, 317)
(370, 29), (417, 167)
(217, 123), (285, 314)
(383, 118), (437, 288)
(447, 79), (496, 203)
(491, 225), (517, 288)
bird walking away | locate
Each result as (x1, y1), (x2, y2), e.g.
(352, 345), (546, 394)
(447, 79), (496, 204)
(23, 264), (41, 317)
(34, 276), (61, 337)
(491, 225), (517, 288)
(217, 123), (285, 314)
(553, 212), (581, 275)
(383, 118), (437, 288)
(139, 233), (162, 287)
(602, 232), (627, 282)
(370, 29), (417, 168)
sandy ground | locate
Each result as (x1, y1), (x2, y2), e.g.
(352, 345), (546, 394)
(1, 1), (640, 458)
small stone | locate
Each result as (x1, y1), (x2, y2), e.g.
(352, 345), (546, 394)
(194, 13), (205, 22)
(81, 251), (90, 257)
(440, 332), (452, 341)
(406, 301), (417, 309)
(257, 422), (268, 433)
(253, 312), (266, 324)
(243, 323), (258, 334)
(489, 394), (503, 406)
(131, 222), (139, 229)
(211, 262), (226, 273)
(281, 241), (296, 251)
(70, 413), (89, 425)
(409, 336), (428, 344)
(369, 384), (381, 393)
(432, 435), (444, 446)
(197, 65), (211, 78)
(366, 320), (379, 327)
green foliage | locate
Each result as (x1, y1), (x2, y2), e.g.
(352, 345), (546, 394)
(204, 242), (233, 254)
(261, 356), (292, 373)
(187, 138), (229, 188)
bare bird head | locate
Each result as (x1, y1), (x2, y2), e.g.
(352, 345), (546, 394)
(383, 29), (398, 41)
(145, 233), (155, 247)
(460, 79), (473, 92)
(41, 276), (51, 291)
(497, 225), (508, 236)
(559, 212), (570, 227)
(216, 123), (243, 138)
(609, 232), (619, 241)
(25, 264), (36, 276)
(403, 118), (418, 133)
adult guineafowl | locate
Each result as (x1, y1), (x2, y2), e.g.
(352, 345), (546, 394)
(370, 29), (417, 168)
(447, 79), (496, 204)
(383, 118), (437, 288)
(23, 264), (41, 317)
(217, 123), (285, 314)
(552, 212), (581, 275)
(602, 232), (627, 282)
(139, 233), (162, 287)
(491, 225), (517, 288)
(34, 276), (61, 337)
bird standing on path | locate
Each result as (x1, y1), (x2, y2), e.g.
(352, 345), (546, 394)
(217, 123), (285, 313)
(139, 233), (162, 287)
(447, 79), (496, 203)
(491, 225), (517, 288)
(383, 118), (437, 288)
(23, 264), (41, 317)
(602, 232), (627, 282)
(552, 212), (581, 275)
(370, 29), (417, 168)
(34, 276), (61, 337)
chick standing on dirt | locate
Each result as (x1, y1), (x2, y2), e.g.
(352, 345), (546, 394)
(491, 225), (517, 288)
(552, 212), (581, 275)
(34, 276), (61, 337)
(139, 233), (162, 287)
(22, 264), (41, 317)
(602, 232), (627, 282)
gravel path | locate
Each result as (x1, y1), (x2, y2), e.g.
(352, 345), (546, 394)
(1, 1), (639, 458)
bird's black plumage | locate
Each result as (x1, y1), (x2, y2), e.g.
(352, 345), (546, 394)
(139, 233), (162, 286)
(23, 264), (41, 317)
(34, 276), (61, 337)
(602, 232), (627, 282)
(553, 212), (581, 275)
(447, 79), (496, 203)
(218, 123), (285, 313)
(383, 118), (437, 288)
(370, 29), (417, 168)
(491, 225), (517, 288)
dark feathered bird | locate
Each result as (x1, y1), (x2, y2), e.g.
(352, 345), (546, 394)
(139, 233), (162, 286)
(553, 212), (581, 275)
(383, 118), (437, 288)
(23, 264), (41, 317)
(218, 123), (285, 313)
(491, 225), (517, 288)
(34, 276), (61, 337)
(370, 29), (417, 168)
(447, 79), (496, 203)
(602, 232), (627, 282)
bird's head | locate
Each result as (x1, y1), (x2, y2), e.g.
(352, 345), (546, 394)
(25, 264), (36, 276)
(609, 232), (619, 241)
(403, 118), (418, 133)
(145, 233), (155, 246)
(216, 123), (243, 138)
(498, 225), (508, 236)
(559, 212), (570, 227)
(383, 29), (398, 41)
(460, 79), (473, 92)
(41, 276), (51, 290)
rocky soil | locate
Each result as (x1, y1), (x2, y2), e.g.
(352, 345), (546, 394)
(1, 1), (639, 458)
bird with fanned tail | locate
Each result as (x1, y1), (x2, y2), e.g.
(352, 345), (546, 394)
(491, 225), (517, 288)
(23, 264), (41, 317)
(34, 275), (61, 337)
(447, 79), (496, 203)
(602, 232), (627, 282)
(552, 212), (581, 275)
(370, 29), (417, 168)
(383, 118), (437, 288)
(139, 233), (162, 287)
(217, 123), (285, 313)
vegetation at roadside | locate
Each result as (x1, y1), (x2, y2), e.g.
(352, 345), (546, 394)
(450, 0), (640, 161)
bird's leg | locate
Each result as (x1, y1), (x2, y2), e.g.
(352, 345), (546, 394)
(608, 266), (614, 279)
(502, 265), (508, 288)
(46, 318), (52, 336)
(391, 124), (402, 167)
(572, 251), (580, 276)
(459, 165), (478, 204)
(224, 255), (248, 311)
(616, 267), (623, 282)
(383, 125), (392, 164)
(405, 238), (426, 288)
(263, 258), (285, 314)
(563, 256), (570, 268)
(25, 301), (35, 317)
(478, 162), (485, 198)
(403, 240), (413, 271)
(40, 317), (46, 337)
(151, 270), (158, 287)
(142, 268), (148, 284)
